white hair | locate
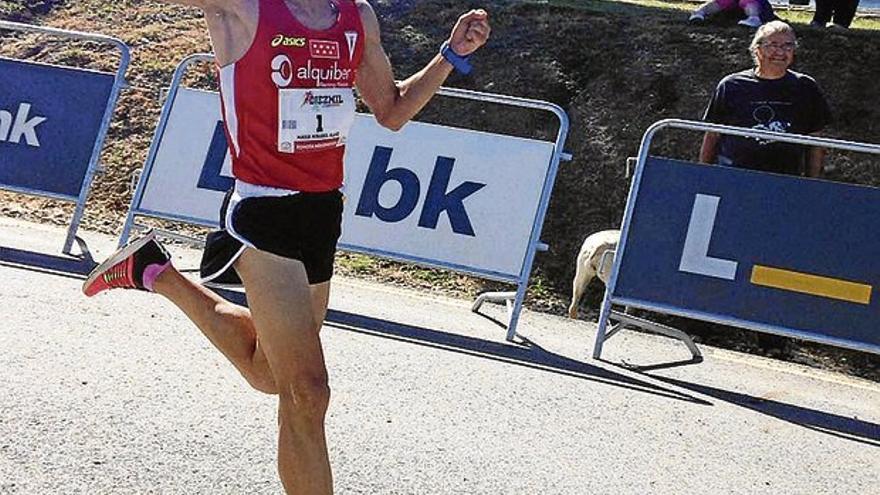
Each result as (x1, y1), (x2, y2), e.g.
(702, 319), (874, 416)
(750, 21), (797, 64)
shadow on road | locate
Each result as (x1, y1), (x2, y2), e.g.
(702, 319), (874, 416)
(325, 308), (713, 406)
(0, 245), (96, 280)
(210, 288), (708, 405)
(8, 248), (874, 443)
(644, 373), (880, 447)
(211, 288), (880, 444)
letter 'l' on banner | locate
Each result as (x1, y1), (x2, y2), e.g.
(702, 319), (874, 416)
(678, 193), (738, 280)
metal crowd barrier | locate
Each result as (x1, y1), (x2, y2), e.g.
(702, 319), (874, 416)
(121, 54), (571, 341)
(0, 20), (130, 255)
(595, 118), (880, 359)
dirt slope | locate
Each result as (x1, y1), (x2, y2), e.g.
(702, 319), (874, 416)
(2, 0), (878, 377)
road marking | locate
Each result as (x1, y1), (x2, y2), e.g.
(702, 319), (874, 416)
(750, 265), (872, 305)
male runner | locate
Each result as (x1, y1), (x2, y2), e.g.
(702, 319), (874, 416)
(82, 1), (490, 493)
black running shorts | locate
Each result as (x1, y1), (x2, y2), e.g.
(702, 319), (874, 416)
(200, 188), (343, 286)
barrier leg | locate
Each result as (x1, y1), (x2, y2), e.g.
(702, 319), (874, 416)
(603, 321), (627, 341)
(505, 283), (528, 342)
(62, 200), (89, 258)
(471, 291), (516, 313)
(471, 291), (519, 340)
(592, 286), (615, 359)
(470, 286), (527, 342)
(605, 310), (702, 360)
(118, 208), (138, 248)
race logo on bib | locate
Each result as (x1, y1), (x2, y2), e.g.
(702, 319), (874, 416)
(278, 88), (356, 154)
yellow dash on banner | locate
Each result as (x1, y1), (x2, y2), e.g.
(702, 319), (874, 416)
(750, 265), (872, 305)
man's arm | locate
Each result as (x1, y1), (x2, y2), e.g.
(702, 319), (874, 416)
(806, 146), (826, 178)
(699, 131), (720, 164)
(804, 80), (831, 178)
(354, 2), (490, 131)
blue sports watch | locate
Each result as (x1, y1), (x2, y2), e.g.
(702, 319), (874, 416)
(440, 41), (473, 75)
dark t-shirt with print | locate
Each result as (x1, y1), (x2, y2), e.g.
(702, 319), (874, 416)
(703, 69), (832, 176)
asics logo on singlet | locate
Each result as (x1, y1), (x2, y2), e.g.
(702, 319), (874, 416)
(0, 102), (47, 148)
(301, 91), (344, 107)
(271, 54), (352, 88)
(271, 34), (306, 48)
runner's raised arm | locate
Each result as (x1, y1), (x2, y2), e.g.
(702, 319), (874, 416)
(354, 2), (490, 130)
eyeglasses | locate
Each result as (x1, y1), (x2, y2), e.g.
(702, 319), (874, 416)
(760, 41), (797, 52)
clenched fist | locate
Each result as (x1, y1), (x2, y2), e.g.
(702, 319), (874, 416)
(448, 9), (491, 56)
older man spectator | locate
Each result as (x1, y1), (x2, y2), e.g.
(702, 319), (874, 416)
(700, 21), (832, 178)
(699, 21), (832, 357)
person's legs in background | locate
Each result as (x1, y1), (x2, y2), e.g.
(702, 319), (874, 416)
(831, 0), (860, 27)
(690, 0), (734, 22)
(737, 0), (764, 28)
(811, 0), (834, 27)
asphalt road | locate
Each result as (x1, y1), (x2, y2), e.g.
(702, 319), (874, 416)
(1, 218), (878, 494)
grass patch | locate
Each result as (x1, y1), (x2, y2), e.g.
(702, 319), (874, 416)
(336, 252), (380, 276)
(0, 1), (29, 20)
(0, 0), (65, 22)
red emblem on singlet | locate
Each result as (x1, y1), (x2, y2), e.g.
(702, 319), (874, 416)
(310, 40), (340, 59)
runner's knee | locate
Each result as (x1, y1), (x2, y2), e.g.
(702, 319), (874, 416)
(277, 372), (331, 419)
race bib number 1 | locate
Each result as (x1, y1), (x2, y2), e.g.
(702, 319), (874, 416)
(278, 88), (356, 154)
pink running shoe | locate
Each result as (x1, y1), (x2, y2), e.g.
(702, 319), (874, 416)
(82, 231), (171, 297)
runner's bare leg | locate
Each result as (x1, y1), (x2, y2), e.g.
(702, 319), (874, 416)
(309, 281), (332, 326)
(235, 247), (334, 495)
(152, 268), (277, 393)
(148, 263), (332, 395)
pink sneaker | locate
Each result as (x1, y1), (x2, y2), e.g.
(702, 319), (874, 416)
(82, 231), (171, 297)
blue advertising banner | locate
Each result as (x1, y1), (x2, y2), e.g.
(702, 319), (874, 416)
(0, 57), (114, 198)
(616, 157), (880, 349)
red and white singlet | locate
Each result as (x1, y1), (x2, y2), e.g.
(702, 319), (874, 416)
(218, 0), (365, 192)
